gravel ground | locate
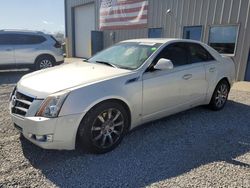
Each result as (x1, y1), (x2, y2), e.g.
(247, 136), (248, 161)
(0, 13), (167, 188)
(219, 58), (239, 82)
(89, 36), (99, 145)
(0, 71), (250, 188)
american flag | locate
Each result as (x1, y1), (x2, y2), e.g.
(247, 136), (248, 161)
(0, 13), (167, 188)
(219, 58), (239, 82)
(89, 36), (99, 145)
(99, 0), (148, 30)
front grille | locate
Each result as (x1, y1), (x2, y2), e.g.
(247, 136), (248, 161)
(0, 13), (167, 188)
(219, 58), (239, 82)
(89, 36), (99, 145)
(11, 91), (34, 117)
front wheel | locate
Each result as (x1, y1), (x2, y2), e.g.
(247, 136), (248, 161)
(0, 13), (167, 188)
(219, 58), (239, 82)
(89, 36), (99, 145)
(209, 80), (230, 111)
(77, 101), (129, 154)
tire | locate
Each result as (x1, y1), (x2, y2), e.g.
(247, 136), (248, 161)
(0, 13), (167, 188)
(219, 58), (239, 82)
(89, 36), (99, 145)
(209, 80), (230, 111)
(77, 101), (129, 154)
(35, 55), (55, 70)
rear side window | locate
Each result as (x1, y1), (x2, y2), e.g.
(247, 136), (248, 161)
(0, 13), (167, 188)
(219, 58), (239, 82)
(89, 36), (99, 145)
(0, 34), (46, 45)
(28, 35), (46, 44)
(0, 34), (13, 45)
(154, 43), (189, 67)
(186, 43), (215, 63)
(13, 34), (46, 45)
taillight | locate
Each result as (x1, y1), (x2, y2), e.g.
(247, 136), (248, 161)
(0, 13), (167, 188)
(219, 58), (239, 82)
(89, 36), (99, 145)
(54, 42), (62, 48)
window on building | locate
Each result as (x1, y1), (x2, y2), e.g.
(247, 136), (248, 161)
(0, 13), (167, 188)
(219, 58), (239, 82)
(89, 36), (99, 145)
(209, 26), (238, 54)
(148, 28), (163, 38)
(183, 26), (202, 41)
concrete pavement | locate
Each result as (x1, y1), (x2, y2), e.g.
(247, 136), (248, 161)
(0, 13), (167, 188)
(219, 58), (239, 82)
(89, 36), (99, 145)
(232, 81), (250, 92)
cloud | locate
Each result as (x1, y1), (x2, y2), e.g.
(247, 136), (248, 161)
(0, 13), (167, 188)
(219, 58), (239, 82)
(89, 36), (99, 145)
(42, 20), (54, 25)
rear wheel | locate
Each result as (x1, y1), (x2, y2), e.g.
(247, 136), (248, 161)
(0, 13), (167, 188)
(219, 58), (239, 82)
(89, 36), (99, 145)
(35, 55), (55, 70)
(209, 80), (230, 111)
(77, 101), (129, 154)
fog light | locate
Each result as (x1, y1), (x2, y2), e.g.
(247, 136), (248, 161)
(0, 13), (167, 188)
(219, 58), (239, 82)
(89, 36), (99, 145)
(46, 134), (53, 142)
(29, 134), (54, 142)
(35, 135), (46, 142)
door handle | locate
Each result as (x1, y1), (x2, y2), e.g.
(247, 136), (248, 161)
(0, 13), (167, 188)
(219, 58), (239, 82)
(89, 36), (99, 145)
(182, 74), (192, 80)
(209, 67), (216, 72)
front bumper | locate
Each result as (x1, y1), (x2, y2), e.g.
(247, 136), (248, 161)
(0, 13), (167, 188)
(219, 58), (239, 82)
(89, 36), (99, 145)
(11, 113), (83, 150)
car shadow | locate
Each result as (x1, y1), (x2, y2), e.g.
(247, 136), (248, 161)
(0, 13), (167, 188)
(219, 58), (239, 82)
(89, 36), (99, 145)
(20, 100), (250, 187)
(0, 69), (31, 85)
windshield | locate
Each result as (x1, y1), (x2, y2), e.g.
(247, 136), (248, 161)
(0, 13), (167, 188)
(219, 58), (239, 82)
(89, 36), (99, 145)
(88, 42), (162, 70)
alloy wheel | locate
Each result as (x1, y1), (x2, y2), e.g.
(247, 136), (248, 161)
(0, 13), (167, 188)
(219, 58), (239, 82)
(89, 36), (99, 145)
(39, 59), (53, 69)
(91, 108), (124, 149)
(215, 83), (228, 108)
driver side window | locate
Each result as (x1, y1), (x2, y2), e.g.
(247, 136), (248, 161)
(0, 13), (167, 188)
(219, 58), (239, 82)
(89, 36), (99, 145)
(154, 43), (188, 67)
(150, 42), (189, 71)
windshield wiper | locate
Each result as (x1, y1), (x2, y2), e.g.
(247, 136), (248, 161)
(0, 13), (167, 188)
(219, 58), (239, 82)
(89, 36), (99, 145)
(95, 61), (117, 68)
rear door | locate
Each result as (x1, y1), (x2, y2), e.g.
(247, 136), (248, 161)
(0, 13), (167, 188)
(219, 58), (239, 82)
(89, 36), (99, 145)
(13, 34), (46, 65)
(191, 43), (219, 93)
(181, 42), (215, 104)
(0, 34), (15, 66)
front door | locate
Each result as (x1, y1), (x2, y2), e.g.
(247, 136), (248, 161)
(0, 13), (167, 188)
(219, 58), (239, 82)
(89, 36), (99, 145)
(142, 67), (190, 122)
(0, 34), (15, 66)
(91, 31), (104, 56)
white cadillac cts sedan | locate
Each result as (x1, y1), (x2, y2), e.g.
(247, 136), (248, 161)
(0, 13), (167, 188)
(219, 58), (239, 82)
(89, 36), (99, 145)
(10, 39), (235, 154)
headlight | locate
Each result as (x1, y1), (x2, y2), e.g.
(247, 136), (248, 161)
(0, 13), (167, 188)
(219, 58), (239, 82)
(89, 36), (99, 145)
(36, 90), (70, 118)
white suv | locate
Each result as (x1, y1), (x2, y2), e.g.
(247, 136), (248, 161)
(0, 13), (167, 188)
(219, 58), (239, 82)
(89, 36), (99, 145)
(0, 30), (64, 70)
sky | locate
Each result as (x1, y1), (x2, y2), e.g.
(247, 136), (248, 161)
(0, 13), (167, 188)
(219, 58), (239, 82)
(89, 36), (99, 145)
(0, 0), (65, 34)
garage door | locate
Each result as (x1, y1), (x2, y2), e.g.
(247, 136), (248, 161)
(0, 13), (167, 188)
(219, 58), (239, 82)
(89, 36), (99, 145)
(74, 4), (95, 58)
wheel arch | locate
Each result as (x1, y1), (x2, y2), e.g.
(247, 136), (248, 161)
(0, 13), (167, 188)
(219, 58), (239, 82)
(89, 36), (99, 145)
(217, 77), (231, 88)
(35, 53), (56, 64)
(205, 76), (231, 104)
(75, 97), (132, 147)
(208, 77), (231, 110)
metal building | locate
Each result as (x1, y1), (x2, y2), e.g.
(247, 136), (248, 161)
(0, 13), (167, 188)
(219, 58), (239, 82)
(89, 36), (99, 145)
(65, 0), (250, 81)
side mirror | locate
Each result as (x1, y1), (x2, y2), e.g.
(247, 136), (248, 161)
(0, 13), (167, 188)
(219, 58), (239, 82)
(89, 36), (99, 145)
(154, 58), (174, 70)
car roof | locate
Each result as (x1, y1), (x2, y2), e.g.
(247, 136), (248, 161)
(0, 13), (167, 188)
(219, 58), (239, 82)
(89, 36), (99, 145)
(122, 38), (223, 61)
(0, 29), (45, 35)
(121, 38), (203, 45)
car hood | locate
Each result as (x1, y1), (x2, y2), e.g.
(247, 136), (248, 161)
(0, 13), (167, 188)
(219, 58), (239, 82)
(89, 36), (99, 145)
(17, 62), (132, 98)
